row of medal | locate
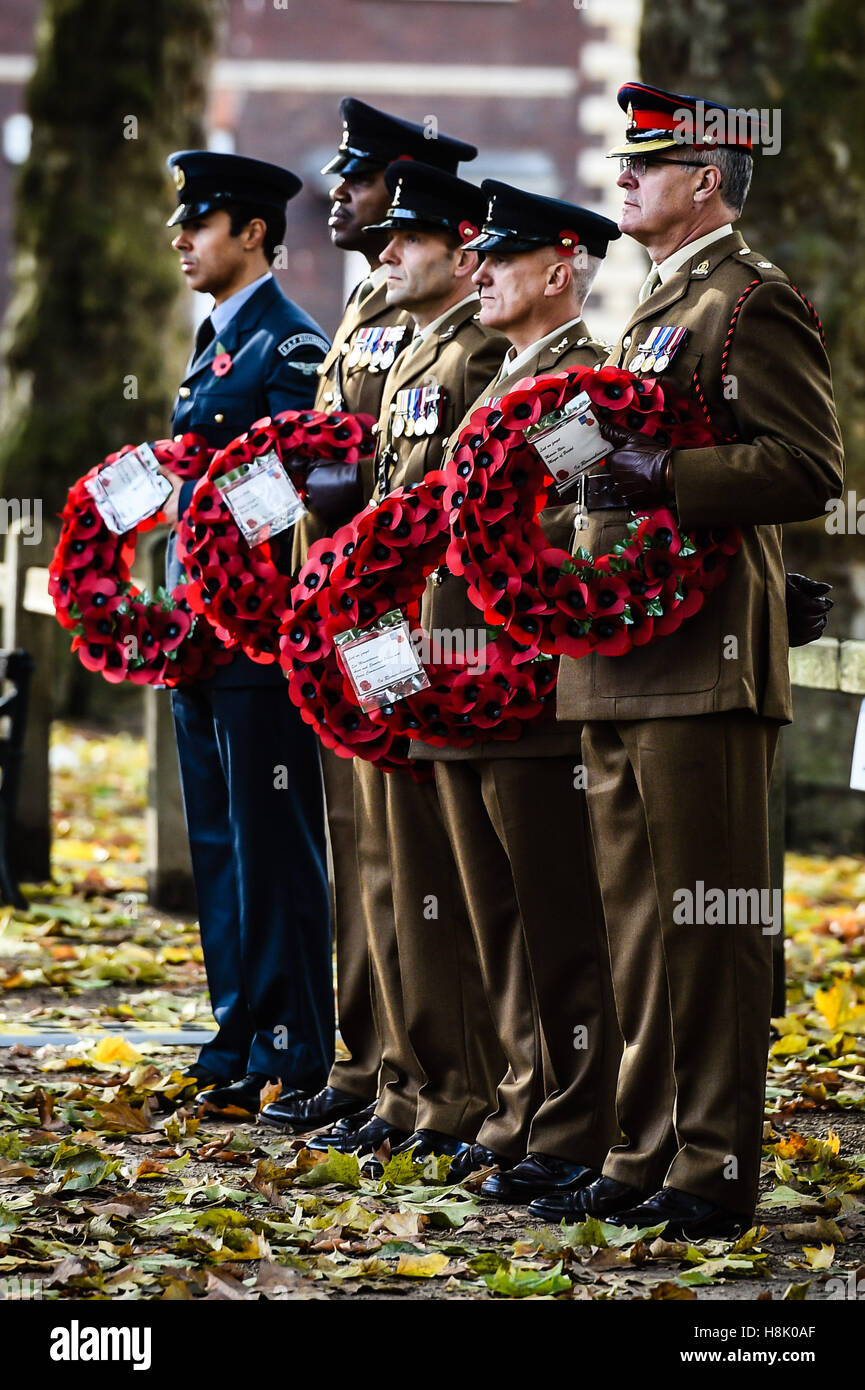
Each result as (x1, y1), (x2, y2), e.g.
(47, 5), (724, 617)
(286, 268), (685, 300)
(345, 324), (408, 373)
(391, 384), (445, 438)
(629, 324), (688, 374)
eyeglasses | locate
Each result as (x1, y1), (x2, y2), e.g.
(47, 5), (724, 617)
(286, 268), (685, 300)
(618, 156), (704, 177)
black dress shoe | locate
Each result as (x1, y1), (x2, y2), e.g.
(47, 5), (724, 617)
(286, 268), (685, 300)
(156, 1063), (227, 1111)
(197, 1072), (275, 1115)
(303, 1103), (377, 1149)
(527, 1175), (644, 1223)
(391, 1129), (467, 1160)
(608, 1186), (751, 1240)
(481, 1153), (599, 1203)
(305, 1110), (407, 1156)
(260, 1086), (372, 1132)
(446, 1144), (513, 1185)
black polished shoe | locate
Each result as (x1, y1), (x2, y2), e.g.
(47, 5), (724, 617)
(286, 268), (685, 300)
(155, 1063), (228, 1112)
(391, 1129), (467, 1160)
(303, 1103), (377, 1150)
(446, 1144), (513, 1185)
(197, 1071), (275, 1115)
(608, 1186), (751, 1240)
(527, 1175), (644, 1223)
(260, 1086), (372, 1132)
(306, 1113), (408, 1156)
(482, 1153), (599, 1202)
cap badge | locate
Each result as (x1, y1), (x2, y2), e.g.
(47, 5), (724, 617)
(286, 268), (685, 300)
(486, 198), (496, 222)
(391, 179), (403, 207)
(626, 101), (635, 129)
(557, 229), (580, 258)
(458, 220), (478, 243)
(172, 164), (186, 191)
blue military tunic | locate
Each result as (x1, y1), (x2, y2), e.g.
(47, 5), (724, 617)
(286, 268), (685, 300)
(168, 275), (335, 1086)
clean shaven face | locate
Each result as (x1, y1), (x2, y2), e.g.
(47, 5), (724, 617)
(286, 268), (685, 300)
(171, 209), (250, 299)
(380, 228), (464, 316)
(473, 246), (557, 335)
(616, 153), (705, 246)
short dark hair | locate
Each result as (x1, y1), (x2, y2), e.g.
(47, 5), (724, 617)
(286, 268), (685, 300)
(688, 147), (753, 218)
(225, 202), (286, 264)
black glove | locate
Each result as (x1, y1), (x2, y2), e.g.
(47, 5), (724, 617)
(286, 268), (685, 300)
(304, 460), (362, 523)
(785, 572), (833, 647)
(600, 421), (673, 509)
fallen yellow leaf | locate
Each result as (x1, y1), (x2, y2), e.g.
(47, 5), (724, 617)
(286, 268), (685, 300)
(395, 1252), (451, 1278)
(802, 1244), (835, 1269)
(89, 1036), (144, 1065)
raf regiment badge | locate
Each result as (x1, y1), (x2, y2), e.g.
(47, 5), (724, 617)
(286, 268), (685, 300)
(172, 164), (186, 191)
(629, 325), (688, 374)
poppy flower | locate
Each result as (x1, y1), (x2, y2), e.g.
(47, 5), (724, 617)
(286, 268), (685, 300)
(583, 366), (636, 412)
(590, 616), (633, 657)
(211, 352), (233, 377)
(498, 388), (543, 430)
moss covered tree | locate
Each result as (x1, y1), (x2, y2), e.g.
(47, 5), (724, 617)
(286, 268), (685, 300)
(0, 0), (220, 515)
(639, 0), (865, 505)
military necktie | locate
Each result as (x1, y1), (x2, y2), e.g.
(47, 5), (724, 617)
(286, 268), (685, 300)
(638, 266), (662, 304)
(410, 331), (425, 354)
(354, 278), (375, 307)
(193, 315), (215, 360)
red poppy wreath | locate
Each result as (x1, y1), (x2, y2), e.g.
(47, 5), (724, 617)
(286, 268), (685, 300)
(278, 481), (555, 770)
(279, 366), (741, 766)
(50, 435), (232, 686)
(176, 410), (375, 663)
(440, 364), (741, 662)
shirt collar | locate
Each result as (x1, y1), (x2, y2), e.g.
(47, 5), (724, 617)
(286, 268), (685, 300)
(497, 314), (586, 382)
(210, 271), (273, 337)
(413, 292), (479, 344)
(655, 224), (733, 284)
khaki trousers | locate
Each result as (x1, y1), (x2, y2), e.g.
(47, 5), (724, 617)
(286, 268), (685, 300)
(381, 770), (505, 1138)
(582, 713), (778, 1215)
(353, 757), (420, 1130)
(321, 748), (380, 1101)
(434, 756), (620, 1164)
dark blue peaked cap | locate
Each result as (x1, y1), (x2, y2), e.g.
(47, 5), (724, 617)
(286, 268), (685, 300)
(364, 162), (487, 242)
(166, 150), (302, 227)
(322, 98), (477, 177)
(464, 180), (622, 258)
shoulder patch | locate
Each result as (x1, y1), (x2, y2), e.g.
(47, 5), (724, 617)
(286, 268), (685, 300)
(277, 332), (330, 358)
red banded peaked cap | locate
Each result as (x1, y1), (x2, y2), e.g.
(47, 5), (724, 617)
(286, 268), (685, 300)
(609, 81), (757, 157)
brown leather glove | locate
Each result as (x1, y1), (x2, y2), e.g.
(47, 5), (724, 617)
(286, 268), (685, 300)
(304, 460), (362, 524)
(786, 572), (833, 647)
(600, 421), (674, 509)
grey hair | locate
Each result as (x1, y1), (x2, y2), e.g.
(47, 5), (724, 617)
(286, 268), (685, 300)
(570, 251), (602, 305)
(687, 146), (753, 217)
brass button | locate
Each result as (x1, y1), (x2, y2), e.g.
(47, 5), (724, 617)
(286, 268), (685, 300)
(214, 412), (224, 423)
(371, 423), (379, 435)
(174, 434), (183, 442)
(323, 392), (334, 404)
(622, 334), (632, 348)
(178, 386), (191, 398)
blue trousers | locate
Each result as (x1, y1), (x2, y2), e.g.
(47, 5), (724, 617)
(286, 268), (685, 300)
(171, 683), (333, 1088)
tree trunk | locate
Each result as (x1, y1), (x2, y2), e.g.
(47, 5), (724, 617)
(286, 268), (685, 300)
(0, 0), (221, 515)
(639, 0), (865, 493)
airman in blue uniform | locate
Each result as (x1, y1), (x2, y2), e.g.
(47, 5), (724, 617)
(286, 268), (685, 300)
(161, 150), (334, 1116)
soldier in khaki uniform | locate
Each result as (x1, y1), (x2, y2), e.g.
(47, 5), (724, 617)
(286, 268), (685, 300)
(265, 103), (478, 1135)
(308, 163), (510, 1157)
(531, 84), (844, 1238)
(403, 184), (624, 1199)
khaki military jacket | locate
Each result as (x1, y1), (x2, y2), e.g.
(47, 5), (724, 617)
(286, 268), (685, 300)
(293, 278), (411, 568)
(369, 296), (508, 502)
(411, 321), (607, 761)
(556, 230), (844, 725)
